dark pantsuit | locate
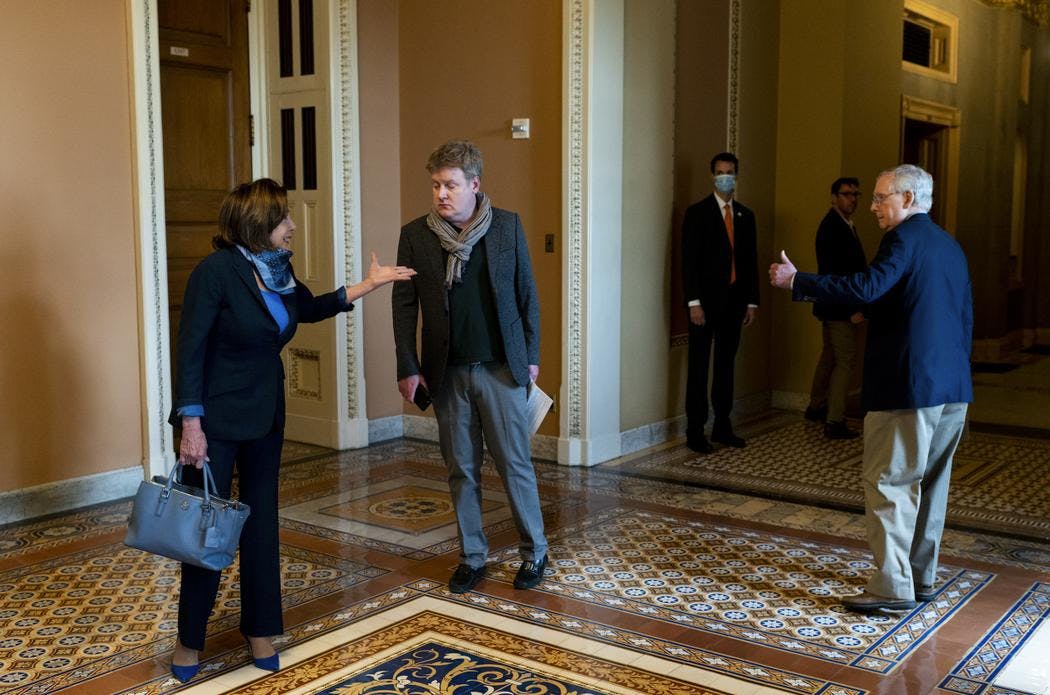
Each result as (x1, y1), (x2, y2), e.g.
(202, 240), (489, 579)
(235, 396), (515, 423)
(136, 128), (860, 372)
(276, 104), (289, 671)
(686, 294), (746, 436)
(177, 425), (284, 650)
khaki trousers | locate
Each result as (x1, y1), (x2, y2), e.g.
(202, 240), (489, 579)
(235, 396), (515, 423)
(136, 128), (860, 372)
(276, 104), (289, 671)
(861, 403), (968, 599)
(808, 320), (858, 423)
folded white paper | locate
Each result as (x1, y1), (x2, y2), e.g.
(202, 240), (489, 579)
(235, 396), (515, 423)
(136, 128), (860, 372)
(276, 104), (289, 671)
(526, 381), (554, 435)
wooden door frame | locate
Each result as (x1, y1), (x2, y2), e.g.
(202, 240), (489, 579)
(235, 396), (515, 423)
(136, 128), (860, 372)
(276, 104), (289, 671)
(901, 95), (961, 235)
(128, 0), (368, 478)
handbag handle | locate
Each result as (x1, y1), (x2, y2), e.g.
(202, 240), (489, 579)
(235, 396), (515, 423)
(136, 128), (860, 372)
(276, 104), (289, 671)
(163, 460), (218, 501)
(154, 461), (223, 533)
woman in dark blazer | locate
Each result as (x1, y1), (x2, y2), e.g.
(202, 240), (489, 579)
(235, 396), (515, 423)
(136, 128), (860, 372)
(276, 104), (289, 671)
(168, 179), (414, 682)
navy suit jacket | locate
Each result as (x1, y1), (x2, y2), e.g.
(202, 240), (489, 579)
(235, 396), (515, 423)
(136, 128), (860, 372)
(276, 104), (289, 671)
(793, 213), (972, 411)
(812, 208), (867, 321)
(170, 246), (351, 440)
(681, 193), (760, 315)
(392, 208), (540, 397)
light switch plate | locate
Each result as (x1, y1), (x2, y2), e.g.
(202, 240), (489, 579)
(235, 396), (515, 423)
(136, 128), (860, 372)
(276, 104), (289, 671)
(511, 118), (530, 139)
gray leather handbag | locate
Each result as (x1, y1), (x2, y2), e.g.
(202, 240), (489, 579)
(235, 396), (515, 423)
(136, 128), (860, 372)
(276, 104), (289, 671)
(124, 461), (251, 570)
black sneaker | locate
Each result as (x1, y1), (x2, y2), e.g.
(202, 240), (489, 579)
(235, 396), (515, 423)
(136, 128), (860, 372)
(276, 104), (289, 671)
(513, 556), (548, 590)
(448, 564), (486, 594)
(804, 405), (828, 422)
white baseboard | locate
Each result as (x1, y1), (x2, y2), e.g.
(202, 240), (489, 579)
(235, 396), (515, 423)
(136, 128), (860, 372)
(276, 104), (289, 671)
(620, 415), (686, 457)
(0, 466), (143, 526)
(368, 415), (404, 443)
(403, 414), (440, 441)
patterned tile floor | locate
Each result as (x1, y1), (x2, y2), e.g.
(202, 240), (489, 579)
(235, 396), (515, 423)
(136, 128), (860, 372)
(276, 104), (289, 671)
(0, 427), (1048, 694)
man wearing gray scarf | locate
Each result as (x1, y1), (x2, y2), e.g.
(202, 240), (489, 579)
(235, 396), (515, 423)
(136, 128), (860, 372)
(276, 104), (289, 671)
(392, 140), (547, 594)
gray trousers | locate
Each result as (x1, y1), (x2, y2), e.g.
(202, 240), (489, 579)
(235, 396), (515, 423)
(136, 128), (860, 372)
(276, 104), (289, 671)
(808, 320), (859, 423)
(433, 362), (548, 568)
(861, 403), (968, 599)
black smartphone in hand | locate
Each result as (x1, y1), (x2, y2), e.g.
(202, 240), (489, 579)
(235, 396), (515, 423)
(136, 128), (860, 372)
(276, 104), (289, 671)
(413, 385), (432, 411)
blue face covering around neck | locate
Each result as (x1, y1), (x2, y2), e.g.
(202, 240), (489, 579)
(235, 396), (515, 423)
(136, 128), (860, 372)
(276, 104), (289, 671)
(239, 245), (295, 294)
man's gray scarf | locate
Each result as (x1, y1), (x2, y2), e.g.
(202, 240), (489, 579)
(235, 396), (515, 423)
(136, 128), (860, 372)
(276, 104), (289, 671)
(426, 193), (493, 288)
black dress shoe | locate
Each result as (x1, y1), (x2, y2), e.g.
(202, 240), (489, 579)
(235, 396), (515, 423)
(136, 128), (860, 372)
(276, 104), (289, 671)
(711, 430), (745, 448)
(804, 405), (828, 422)
(824, 421), (859, 440)
(686, 436), (714, 454)
(915, 584), (937, 602)
(448, 564), (486, 593)
(513, 556), (548, 590)
(842, 591), (916, 613)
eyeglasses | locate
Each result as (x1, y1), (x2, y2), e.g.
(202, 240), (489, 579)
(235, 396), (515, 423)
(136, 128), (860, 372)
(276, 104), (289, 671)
(871, 191), (901, 205)
(837, 191), (861, 198)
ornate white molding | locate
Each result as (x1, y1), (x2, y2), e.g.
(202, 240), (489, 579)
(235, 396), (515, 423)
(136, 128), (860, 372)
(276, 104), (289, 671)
(565, 0), (585, 439)
(727, 0), (740, 151)
(128, 0), (173, 478)
(335, 0), (363, 422)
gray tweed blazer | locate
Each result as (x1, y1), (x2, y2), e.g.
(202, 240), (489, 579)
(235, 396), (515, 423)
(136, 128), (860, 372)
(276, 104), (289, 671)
(392, 208), (540, 397)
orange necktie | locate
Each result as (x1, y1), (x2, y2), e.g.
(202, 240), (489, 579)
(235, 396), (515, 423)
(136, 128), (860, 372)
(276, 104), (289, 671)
(724, 203), (736, 284)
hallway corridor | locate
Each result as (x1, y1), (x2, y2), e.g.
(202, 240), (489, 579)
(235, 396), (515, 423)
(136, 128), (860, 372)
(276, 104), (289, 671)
(1, 415), (1048, 694)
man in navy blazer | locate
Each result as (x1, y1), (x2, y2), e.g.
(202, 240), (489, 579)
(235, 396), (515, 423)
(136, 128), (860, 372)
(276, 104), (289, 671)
(770, 164), (972, 613)
(680, 152), (760, 453)
(393, 140), (547, 595)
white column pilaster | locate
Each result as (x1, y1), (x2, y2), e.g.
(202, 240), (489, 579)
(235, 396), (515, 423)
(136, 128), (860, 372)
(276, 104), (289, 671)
(128, 0), (174, 478)
(559, 0), (624, 466)
(331, 0), (369, 447)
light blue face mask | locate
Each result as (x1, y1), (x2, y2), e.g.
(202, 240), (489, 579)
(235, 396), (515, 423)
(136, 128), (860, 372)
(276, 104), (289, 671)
(714, 174), (736, 195)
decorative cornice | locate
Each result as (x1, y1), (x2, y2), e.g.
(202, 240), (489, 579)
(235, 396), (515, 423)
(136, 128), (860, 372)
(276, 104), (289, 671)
(983, 0), (1050, 26)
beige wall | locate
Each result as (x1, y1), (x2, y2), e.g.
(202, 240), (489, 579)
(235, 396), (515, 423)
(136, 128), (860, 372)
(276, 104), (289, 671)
(771, 0), (842, 397)
(357, 0), (405, 421)
(620, 0), (676, 431)
(670, 0), (731, 418)
(0, 0), (142, 491)
(397, 0), (562, 435)
(735, 0), (780, 403)
(769, 0), (900, 397)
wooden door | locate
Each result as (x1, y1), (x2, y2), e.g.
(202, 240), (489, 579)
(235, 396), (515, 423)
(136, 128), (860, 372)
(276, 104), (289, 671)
(903, 118), (948, 228)
(160, 0), (252, 363)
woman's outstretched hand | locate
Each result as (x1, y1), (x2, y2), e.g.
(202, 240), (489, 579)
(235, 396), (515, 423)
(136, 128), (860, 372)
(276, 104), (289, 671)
(345, 252), (416, 302)
(367, 251), (416, 288)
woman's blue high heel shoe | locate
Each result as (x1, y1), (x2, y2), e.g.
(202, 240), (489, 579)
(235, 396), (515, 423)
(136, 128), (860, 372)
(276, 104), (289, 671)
(244, 637), (280, 672)
(170, 662), (200, 683)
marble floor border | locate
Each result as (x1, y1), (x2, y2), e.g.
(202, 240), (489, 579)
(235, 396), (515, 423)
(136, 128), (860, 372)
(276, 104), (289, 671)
(940, 581), (1050, 694)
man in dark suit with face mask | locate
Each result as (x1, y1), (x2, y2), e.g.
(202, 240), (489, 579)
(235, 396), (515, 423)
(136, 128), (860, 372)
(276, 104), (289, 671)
(680, 152), (760, 453)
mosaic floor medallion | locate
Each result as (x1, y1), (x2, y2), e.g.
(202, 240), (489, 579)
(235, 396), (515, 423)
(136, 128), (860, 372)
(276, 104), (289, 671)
(204, 596), (808, 695)
(280, 470), (575, 561)
(491, 508), (992, 673)
(317, 484), (497, 534)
